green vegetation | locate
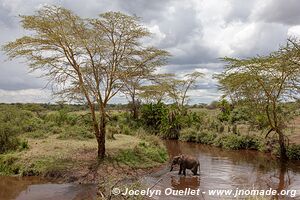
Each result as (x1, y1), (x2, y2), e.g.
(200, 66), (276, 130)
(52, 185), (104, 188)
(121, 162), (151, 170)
(115, 141), (168, 168)
(2, 98), (299, 178)
(0, 104), (168, 176)
(179, 127), (261, 150)
(217, 39), (300, 160)
(0, 133), (168, 176)
(2, 6), (169, 159)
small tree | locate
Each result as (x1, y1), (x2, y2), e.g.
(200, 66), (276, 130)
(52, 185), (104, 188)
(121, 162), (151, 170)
(217, 99), (232, 122)
(2, 6), (169, 159)
(162, 71), (204, 111)
(217, 39), (300, 160)
(137, 73), (174, 104)
(138, 84), (169, 104)
(122, 49), (169, 119)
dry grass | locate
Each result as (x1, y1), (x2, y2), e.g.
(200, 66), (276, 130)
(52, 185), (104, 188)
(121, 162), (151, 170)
(5, 134), (147, 180)
(20, 134), (140, 160)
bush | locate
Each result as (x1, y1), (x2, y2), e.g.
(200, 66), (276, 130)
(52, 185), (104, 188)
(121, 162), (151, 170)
(0, 123), (20, 153)
(196, 131), (216, 144)
(115, 141), (168, 168)
(217, 99), (232, 122)
(229, 106), (250, 124)
(286, 145), (300, 160)
(179, 127), (197, 142)
(160, 107), (181, 139)
(214, 134), (260, 150)
(106, 125), (119, 140)
(0, 154), (20, 175)
(22, 117), (43, 132)
(141, 102), (168, 133)
(19, 140), (29, 150)
(119, 124), (132, 135)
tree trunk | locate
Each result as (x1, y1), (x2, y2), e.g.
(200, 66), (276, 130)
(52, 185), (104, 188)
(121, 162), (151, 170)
(131, 95), (139, 120)
(277, 161), (286, 192)
(97, 111), (106, 159)
(277, 129), (287, 160)
(132, 104), (138, 119)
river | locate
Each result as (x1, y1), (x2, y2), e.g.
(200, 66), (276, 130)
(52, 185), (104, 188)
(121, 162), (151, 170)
(142, 140), (300, 199)
(0, 176), (97, 200)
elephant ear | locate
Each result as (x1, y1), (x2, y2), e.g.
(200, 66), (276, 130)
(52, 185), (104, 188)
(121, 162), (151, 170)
(173, 156), (180, 162)
(178, 156), (184, 164)
(178, 155), (186, 163)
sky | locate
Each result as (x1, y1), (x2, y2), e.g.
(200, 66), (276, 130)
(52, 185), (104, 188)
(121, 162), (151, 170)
(1, 0), (300, 104)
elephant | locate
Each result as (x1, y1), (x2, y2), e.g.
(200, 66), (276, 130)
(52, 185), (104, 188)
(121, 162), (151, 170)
(170, 154), (200, 176)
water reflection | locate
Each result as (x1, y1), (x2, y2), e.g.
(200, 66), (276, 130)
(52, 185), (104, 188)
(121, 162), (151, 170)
(143, 140), (300, 200)
(171, 176), (200, 190)
(0, 176), (97, 200)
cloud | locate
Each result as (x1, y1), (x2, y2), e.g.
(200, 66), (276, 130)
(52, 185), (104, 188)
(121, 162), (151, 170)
(1, 0), (300, 104)
(0, 89), (52, 103)
(253, 0), (300, 25)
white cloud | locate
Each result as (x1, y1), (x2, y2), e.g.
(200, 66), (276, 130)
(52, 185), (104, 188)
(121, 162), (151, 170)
(0, 89), (52, 103)
(0, 0), (299, 104)
(288, 25), (300, 37)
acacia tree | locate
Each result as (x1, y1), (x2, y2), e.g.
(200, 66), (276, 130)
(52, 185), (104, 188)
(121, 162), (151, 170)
(217, 39), (300, 159)
(122, 49), (169, 119)
(138, 84), (169, 104)
(3, 6), (168, 159)
(137, 73), (175, 104)
(164, 71), (204, 110)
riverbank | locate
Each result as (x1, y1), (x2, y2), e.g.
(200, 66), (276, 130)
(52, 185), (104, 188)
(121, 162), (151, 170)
(0, 133), (168, 197)
(178, 125), (300, 160)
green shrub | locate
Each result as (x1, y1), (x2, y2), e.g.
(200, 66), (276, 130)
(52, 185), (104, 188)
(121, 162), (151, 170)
(22, 117), (43, 132)
(106, 125), (119, 140)
(0, 123), (20, 153)
(119, 124), (132, 135)
(19, 140), (29, 150)
(286, 145), (300, 160)
(66, 113), (79, 126)
(229, 106), (250, 124)
(214, 134), (260, 150)
(196, 131), (217, 144)
(45, 109), (73, 126)
(141, 102), (168, 133)
(0, 154), (20, 175)
(179, 127), (197, 142)
(159, 106), (181, 139)
(218, 124), (225, 133)
(115, 141), (168, 168)
(217, 99), (232, 122)
(138, 142), (168, 163)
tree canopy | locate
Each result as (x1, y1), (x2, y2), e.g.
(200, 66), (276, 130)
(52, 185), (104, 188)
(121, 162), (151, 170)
(2, 5), (169, 159)
(216, 38), (300, 159)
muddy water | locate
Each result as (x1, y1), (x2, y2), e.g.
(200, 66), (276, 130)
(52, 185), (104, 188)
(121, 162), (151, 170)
(143, 140), (300, 200)
(0, 176), (97, 200)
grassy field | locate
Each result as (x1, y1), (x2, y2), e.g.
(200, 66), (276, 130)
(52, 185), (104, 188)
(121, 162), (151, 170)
(0, 133), (168, 182)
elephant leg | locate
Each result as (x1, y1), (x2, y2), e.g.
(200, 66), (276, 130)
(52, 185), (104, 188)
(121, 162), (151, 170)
(183, 167), (186, 176)
(178, 166), (182, 175)
(192, 167), (197, 175)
